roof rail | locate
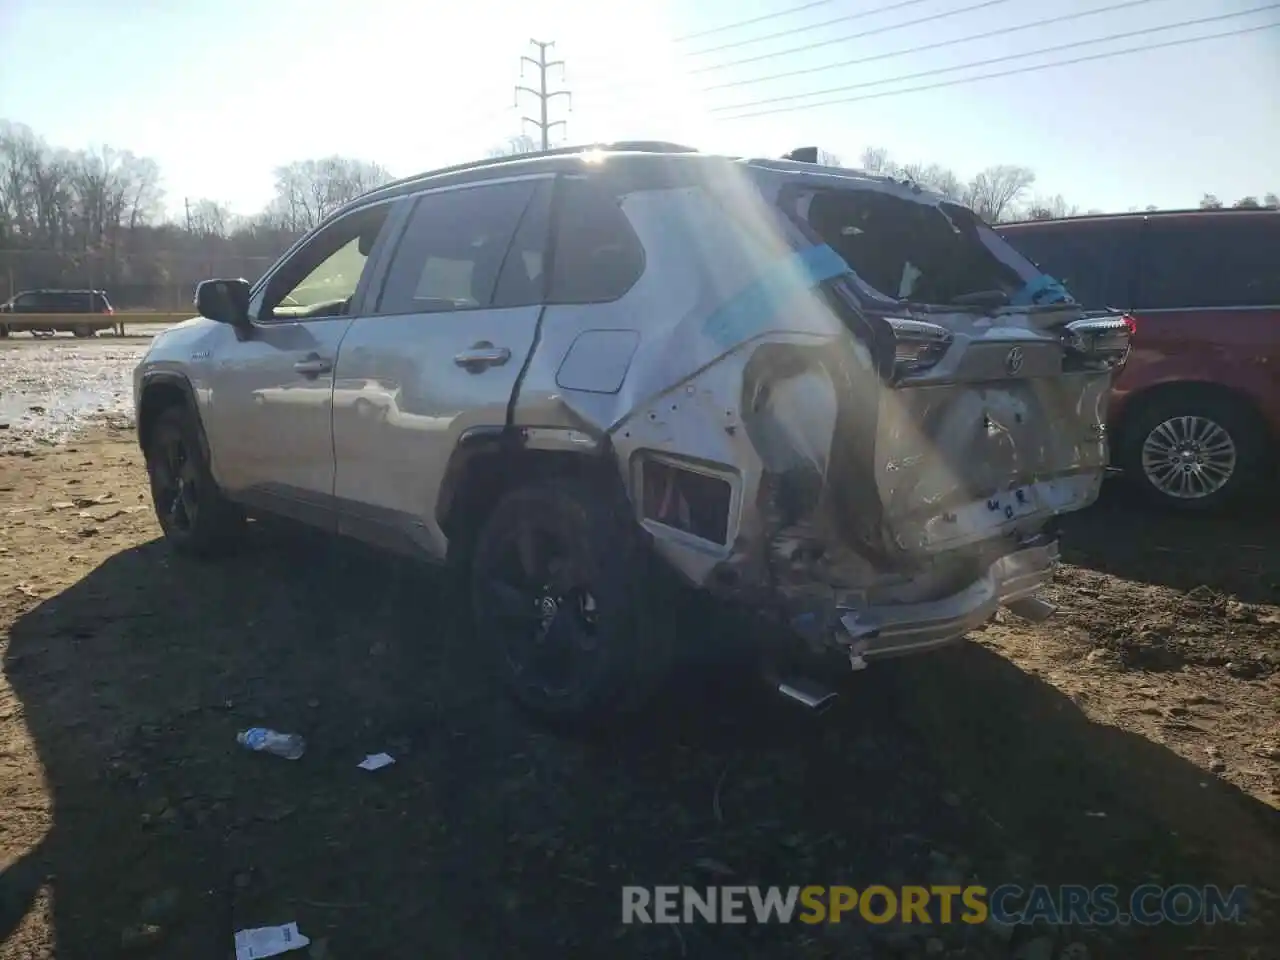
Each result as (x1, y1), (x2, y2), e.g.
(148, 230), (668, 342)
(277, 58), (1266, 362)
(1001, 206), (1279, 225)
(375, 140), (701, 195)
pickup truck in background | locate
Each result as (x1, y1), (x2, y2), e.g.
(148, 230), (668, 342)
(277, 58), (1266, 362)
(999, 208), (1279, 512)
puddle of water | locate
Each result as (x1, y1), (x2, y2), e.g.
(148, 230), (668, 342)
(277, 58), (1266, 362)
(0, 344), (144, 448)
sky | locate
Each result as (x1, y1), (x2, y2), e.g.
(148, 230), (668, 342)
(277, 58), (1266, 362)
(1, 0), (1277, 218)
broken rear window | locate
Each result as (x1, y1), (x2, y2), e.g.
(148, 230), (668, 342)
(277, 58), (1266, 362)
(801, 188), (1033, 308)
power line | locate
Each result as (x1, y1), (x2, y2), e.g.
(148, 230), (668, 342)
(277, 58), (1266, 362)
(704, 0), (1167, 92)
(687, 0), (936, 57)
(673, 0), (838, 43)
(516, 39), (571, 150)
(573, 0), (1017, 101)
(712, 4), (1279, 112)
(690, 0), (1013, 74)
(716, 20), (1278, 120)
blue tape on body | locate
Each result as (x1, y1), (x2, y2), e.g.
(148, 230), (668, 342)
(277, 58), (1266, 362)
(1011, 272), (1074, 307)
(702, 243), (852, 349)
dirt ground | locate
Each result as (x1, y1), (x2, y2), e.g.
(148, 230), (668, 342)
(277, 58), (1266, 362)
(1, 421), (1278, 959)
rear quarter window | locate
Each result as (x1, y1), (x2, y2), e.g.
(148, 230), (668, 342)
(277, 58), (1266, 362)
(548, 178), (645, 304)
(1136, 213), (1280, 309)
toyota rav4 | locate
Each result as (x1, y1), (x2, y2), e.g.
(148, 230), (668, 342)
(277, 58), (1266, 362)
(133, 142), (1131, 720)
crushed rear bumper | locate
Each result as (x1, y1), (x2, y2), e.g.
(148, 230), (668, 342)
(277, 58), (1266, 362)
(830, 537), (1059, 662)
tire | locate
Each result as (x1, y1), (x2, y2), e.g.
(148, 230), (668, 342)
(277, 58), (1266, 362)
(144, 404), (246, 556)
(1119, 390), (1266, 512)
(72, 324), (94, 338)
(0, 325), (9, 338)
(469, 478), (675, 723)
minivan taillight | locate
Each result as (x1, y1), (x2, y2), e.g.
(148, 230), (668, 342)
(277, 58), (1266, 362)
(885, 317), (953, 378)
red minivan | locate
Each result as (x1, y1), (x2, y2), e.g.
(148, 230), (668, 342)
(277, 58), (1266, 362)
(999, 209), (1279, 511)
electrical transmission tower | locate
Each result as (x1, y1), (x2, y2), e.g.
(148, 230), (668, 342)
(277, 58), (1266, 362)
(516, 39), (571, 150)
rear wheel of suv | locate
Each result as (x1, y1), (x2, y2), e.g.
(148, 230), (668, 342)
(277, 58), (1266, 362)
(144, 405), (246, 556)
(469, 478), (673, 723)
(1120, 390), (1265, 511)
(72, 323), (94, 338)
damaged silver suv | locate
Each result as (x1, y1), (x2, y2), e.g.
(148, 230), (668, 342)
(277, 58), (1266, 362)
(133, 142), (1131, 720)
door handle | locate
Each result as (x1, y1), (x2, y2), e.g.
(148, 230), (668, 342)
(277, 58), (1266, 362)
(454, 342), (511, 371)
(293, 357), (332, 376)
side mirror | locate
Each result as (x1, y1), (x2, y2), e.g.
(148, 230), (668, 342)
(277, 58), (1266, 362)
(194, 278), (251, 327)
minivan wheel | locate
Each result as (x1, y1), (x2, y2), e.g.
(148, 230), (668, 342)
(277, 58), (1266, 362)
(1120, 392), (1264, 511)
(145, 405), (246, 556)
(0, 324), (9, 338)
(72, 324), (94, 338)
(469, 479), (673, 723)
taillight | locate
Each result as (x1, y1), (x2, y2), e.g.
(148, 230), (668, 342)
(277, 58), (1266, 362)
(1061, 315), (1132, 370)
(885, 317), (953, 378)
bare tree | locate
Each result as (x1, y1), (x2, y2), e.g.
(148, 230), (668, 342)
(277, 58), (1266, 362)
(486, 134), (539, 159)
(1233, 196), (1261, 209)
(918, 164), (963, 201)
(270, 157), (394, 231)
(859, 146), (893, 176)
(816, 148), (843, 167)
(184, 199), (233, 237)
(1025, 194), (1079, 220)
(1264, 192), (1279, 209)
(1199, 193), (1223, 209)
(964, 165), (1035, 223)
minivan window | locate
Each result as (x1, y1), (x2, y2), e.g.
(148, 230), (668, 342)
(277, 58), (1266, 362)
(1000, 219), (1140, 309)
(548, 178), (645, 304)
(379, 180), (538, 315)
(1136, 213), (1280, 310)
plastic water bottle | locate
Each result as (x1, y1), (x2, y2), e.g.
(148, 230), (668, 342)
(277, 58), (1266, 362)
(237, 727), (306, 760)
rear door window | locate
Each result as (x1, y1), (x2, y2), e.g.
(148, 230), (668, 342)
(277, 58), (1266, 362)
(378, 180), (539, 315)
(999, 219), (1140, 309)
(492, 180), (553, 308)
(1135, 213), (1280, 309)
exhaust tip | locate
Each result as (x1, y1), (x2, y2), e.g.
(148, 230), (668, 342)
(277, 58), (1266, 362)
(1004, 596), (1058, 623)
(777, 680), (838, 713)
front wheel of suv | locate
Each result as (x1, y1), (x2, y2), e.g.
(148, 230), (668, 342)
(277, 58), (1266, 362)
(144, 405), (246, 557)
(1119, 390), (1266, 512)
(469, 479), (674, 723)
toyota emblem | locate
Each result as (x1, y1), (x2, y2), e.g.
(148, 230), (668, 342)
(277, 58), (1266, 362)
(1004, 346), (1025, 376)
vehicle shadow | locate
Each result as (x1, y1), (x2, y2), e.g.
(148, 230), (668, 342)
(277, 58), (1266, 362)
(3, 529), (1277, 959)
(1059, 483), (1280, 605)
